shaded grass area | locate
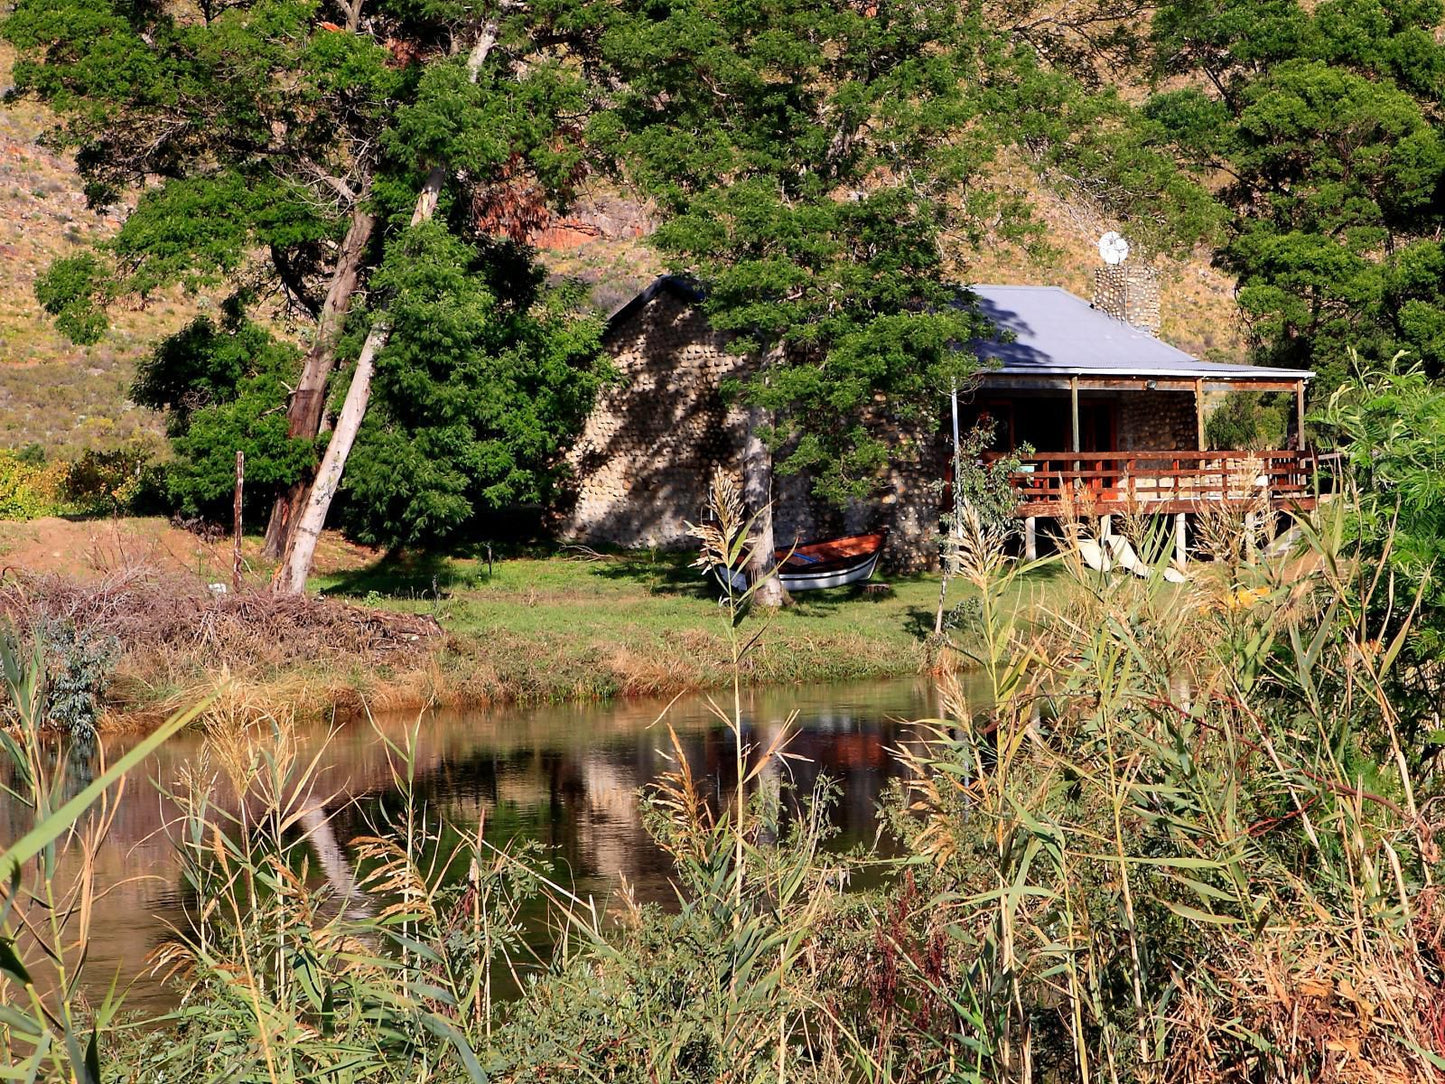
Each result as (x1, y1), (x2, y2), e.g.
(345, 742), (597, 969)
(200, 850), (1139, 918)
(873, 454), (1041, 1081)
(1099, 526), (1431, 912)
(0, 511), (1067, 723)
(310, 547), (1064, 707)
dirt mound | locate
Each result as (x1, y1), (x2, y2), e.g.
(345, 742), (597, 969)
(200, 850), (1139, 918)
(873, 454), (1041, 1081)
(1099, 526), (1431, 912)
(0, 516), (377, 584)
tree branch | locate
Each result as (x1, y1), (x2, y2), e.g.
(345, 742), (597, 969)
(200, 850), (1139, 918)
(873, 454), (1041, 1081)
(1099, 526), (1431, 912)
(271, 244), (324, 320)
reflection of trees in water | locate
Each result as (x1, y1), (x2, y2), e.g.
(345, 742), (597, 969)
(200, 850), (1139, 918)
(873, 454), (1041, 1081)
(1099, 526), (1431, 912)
(1, 679), (936, 1010)
(325, 711), (908, 891)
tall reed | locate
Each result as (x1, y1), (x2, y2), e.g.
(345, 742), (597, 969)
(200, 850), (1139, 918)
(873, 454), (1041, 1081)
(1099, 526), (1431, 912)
(11, 473), (1444, 1084)
(877, 497), (1444, 1083)
(0, 632), (200, 1083)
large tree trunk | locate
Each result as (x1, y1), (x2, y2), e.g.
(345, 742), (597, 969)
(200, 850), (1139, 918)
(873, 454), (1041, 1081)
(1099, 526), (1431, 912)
(262, 199), (376, 558)
(742, 406), (788, 609)
(275, 312), (391, 593)
(274, 25), (496, 594)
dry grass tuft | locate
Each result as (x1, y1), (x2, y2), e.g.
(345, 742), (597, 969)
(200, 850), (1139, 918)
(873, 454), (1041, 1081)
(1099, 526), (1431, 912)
(0, 565), (444, 719)
(0, 566), (440, 659)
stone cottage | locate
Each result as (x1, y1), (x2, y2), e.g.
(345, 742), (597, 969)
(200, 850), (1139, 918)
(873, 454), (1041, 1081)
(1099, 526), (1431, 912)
(554, 267), (1314, 571)
(553, 276), (946, 569)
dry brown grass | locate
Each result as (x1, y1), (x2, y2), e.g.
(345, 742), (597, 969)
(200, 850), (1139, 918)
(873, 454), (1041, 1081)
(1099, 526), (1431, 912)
(0, 566), (441, 661)
(1167, 918), (1445, 1084)
(0, 565), (444, 722)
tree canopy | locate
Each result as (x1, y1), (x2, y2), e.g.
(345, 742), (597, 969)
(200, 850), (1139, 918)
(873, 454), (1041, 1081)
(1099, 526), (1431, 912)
(5, 0), (609, 552)
(337, 226), (606, 548)
(18, 0), (1445, 577)
(1144, 0), (1445, 390)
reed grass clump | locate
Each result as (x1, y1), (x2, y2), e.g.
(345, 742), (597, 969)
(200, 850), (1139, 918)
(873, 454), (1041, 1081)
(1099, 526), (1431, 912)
(861, 499), (1445, 1083)
(4, 475), (1444, 1083)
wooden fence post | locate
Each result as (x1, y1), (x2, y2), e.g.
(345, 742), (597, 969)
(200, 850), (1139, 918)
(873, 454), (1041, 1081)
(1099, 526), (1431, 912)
(233, 450), (244, 593)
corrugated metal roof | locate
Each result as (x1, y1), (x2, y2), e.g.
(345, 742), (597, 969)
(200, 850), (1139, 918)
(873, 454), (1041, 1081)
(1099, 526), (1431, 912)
(969, 284), (1311, 381)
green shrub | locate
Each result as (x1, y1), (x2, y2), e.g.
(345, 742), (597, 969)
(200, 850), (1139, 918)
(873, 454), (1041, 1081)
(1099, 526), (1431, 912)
(1206, 389), (1289, 450)
(62, 438), (159, 515)
(36, 618), (117, 741)
(0, 448), (70, 519)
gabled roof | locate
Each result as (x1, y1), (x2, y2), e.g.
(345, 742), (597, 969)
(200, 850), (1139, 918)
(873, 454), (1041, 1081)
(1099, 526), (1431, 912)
(604, 275), (704, 335)
(969, 284), (1311, 382)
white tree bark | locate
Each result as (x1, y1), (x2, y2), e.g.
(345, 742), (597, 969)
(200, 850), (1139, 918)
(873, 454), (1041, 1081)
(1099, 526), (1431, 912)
(262, 198), (377, 558)
(275, 24), (497, 594)
(276, 316), (389, 592)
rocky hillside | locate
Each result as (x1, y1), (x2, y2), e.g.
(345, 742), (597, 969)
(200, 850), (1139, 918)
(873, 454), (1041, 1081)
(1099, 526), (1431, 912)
(0, 44), (1245, 456)
(960, 156), (1247, 363)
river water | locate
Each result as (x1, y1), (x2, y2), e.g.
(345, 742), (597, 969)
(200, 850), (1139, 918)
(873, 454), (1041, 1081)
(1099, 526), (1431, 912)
(2, 676), (968, 1012)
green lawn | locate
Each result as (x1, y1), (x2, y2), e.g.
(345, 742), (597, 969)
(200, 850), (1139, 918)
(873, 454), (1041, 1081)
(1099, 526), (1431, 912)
(309, 548), (1065, 704)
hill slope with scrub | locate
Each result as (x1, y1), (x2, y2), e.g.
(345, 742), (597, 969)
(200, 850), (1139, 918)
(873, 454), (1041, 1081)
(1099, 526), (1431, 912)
(0, 38), (1246, 462)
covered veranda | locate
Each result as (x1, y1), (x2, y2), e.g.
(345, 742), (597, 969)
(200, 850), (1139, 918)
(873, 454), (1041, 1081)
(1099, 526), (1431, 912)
(963, 285), (1319, 561)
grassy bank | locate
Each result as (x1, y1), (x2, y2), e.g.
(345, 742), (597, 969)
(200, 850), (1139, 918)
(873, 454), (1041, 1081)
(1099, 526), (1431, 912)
(0, 516), (1065, 724)
(295, 548), (1060, 715)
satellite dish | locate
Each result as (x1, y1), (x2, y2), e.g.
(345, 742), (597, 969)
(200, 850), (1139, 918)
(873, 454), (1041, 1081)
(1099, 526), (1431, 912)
(1098, 231), (1130, 265)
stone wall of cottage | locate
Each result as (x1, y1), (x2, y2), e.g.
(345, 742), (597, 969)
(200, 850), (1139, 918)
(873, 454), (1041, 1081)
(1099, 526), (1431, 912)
(556, 288), (744, 548)
(1117, 391), (1197, 452)
(556, 288), (943, 571)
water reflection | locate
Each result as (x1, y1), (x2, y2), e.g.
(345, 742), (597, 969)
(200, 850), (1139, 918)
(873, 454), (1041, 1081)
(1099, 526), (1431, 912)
(1, 676), (964, 1011)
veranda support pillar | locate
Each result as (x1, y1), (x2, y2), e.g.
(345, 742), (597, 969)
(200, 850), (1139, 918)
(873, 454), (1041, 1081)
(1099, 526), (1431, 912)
(1194, 378), (1206, 451)
(1024, 516), (1037, 561)
(1070, 376), (1081, 454)
(1175, 513), (1187, 567)
(1295, 379), (1307, 448)
(1100, 514), (1112, 539)
(1071, 376), (1081, 486)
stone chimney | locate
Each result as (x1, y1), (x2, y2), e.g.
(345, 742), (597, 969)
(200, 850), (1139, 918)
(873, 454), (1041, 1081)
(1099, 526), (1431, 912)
(1093, 264), (1161, 335)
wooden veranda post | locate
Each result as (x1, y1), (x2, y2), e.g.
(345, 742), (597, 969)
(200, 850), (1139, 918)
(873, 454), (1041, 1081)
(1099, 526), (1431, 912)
(1070, 376), (1081, 489)
(1295, 379), (1306, 448)
(1194, 378), (1206, 451)
(1070, 376), (1081, 453)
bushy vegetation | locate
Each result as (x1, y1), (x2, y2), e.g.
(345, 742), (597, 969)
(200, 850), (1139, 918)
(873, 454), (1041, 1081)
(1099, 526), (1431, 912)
(4, 448), (1445, 1080)
(333, 229), (608, 550)
(1143, 0), (1445, 390)
(1317, 351), (1445, 725)
(1205, 390), (1289, 451)
(0, 440), (159, 520)
(0, 446), (69, 519)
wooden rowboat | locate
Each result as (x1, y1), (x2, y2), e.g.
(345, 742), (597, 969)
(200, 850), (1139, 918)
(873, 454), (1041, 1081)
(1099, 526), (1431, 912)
(714, 532), (887, 593)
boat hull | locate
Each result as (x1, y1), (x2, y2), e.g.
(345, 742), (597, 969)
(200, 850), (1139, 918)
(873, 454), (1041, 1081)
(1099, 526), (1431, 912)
(712, 532), (886, 593)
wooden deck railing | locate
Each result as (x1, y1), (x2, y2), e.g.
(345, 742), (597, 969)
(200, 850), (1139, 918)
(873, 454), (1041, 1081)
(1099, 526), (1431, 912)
(984, 450), (1327, 517)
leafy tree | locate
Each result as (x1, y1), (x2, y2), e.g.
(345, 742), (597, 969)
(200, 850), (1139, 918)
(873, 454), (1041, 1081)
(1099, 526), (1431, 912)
(142, 321), (323, 521)
(5, 0), (400, 553)
(128, 310), (322, 521)
(1144, 0), (1445, 392)
(273, 8), (605, 589)
(5, 0), (606, 579)
(335, 226), (607, 549)
(592, 0), (1008, 603)
(1317, 351), (1445, 732)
